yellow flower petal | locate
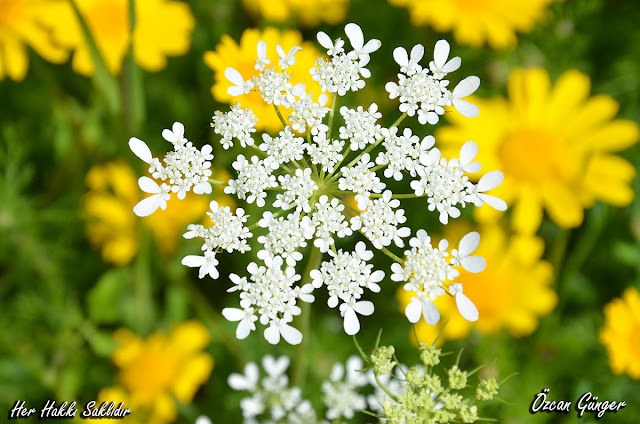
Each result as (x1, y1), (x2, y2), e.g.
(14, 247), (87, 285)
(512, 184), (543, 234)
(583, 155), (636, 206)
(541, 182), (584, 228)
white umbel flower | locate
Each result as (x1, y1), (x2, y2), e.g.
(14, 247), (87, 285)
(274, 168), (318, 213)
(310, 242), (383, 334)
(130, 25), (507, 346)
(225, 155), (278, 207)
(339, 103), (384, 150)
(351, 191), (411, 249)
(311, 195), (352, 253)
(129, 122), (213, 214)
(322, 356), (368, 420)
(211, 103), (258, 149)
(307, 130), (344, 173)
(259, 126), (307, 165)
(338, 153), (386, 195)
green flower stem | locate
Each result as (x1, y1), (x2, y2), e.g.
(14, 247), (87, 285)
(121, 0), (145, 135)
(274, 104), (289, 127)
(247, 208), (288, 231)
(374, 371), (400, 403)
(352, 334), (368, 362)
(69, 0), (121, 115)
(208, 178), (228, 185)
(292, 245), (323, 388)
(333, 111), (408, 181)
(327, 94), (338, 138)
(557, 203), (608, 307)
(134, 226), (154, 335)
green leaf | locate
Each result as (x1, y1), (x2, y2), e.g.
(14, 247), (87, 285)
(86, 268), (128, 324)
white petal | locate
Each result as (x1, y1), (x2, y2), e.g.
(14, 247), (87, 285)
(133, 195), (161, 217)
(478, 193), (508, 211)
(442, 56), (461, 73)
(280, 324), (303, 345)
(461, 256), (486, 273)
(410, 44), (424, 63)
(224, 67), (244, 86)
(138, 176), (160, 194)
(393, 47), (408, 66)
(236, 318), (256, 337)
(276, 44), (286, 60)
(227, 86), (245, 96)
(464, 162), (482, 173)
(317, 31), (333, 49)
(221, 307), (244, 322)
(172, 122), (184, 140)
(353, 301), (374, 316)
(452, 99), (480, 118)
(453, 76), (480, 98)
(195, 416), (212, 424)
(128, 137), (152, 163)
(345, 23), (364, 50)
(343, 307), (361, 335)
(456, 293), (479, 321)
(228, 374), (250, 391)
(458, 232), (480, 257)
(459, 141), (478, 167)
(433, 39), (450, 69)
(361, 39), (381, 54)
(405, 300), (422, 323)
(264, 325), (280, 345)
(477, 170), (504, 192)
(422, 299), (440, 325)
(257, 40), (267, 57)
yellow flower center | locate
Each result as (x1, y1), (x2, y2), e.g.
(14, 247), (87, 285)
(499, 130), (560, 183)
(84, 0), (129, 39)
(0, 0), (23, 27)
(120, 347), (180, 403)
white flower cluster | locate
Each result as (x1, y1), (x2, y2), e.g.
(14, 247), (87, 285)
(227, 355), (368, 424)
(386, 40), (480, 124)
(211, 103), (258, 149)
(129, 23), (508, 346)
(227, 355), (323, 424)
(392, 230), (484, 323)
(129, 122), (213, 216)
(310, 242), (382, 335)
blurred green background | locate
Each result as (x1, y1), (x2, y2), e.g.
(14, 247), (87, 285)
(1, 0), (639, 423)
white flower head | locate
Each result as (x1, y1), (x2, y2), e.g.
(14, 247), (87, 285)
(130, 29), (505, 346)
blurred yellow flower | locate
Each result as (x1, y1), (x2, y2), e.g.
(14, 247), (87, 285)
(599, 287), (640, 379)
(83, 160), (233, 265)
(388, 0), (554, 49)
(204, 27), (328, 133)
(242, 0), (349, 27)
(397, 223), (556, 345)
(90, 320), (214, 423)
(437, 68), (639, 234)
(0, 0), (69, 80)
(49, 0), (194, 75)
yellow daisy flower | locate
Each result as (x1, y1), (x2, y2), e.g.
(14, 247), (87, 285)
(204, 27), (328, 133)
(388, 0), (554, 49)
(241, 0), (349, 27)
(0, 0), (69, 80)
(599, 287), (640, 379)
(436, 68), (639, 234)
(48, 0), (194, 75)
(83, 160), (232, 265)
(397, 222), (556, 344)
(88, 320), (214, 423)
